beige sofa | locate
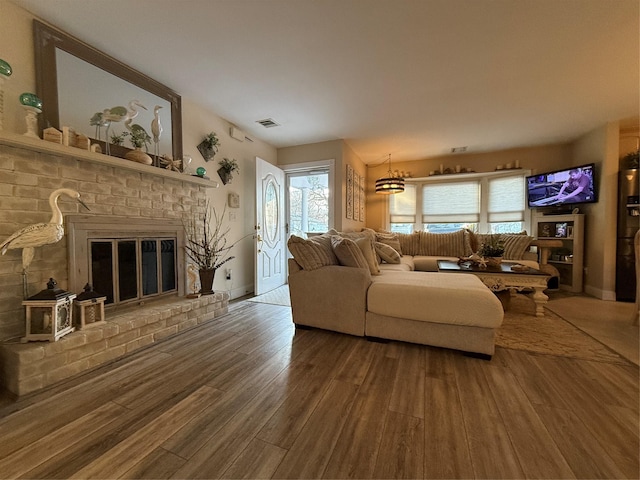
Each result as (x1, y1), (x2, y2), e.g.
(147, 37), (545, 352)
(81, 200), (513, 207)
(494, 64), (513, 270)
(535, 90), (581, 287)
(287, 229), (536, 358)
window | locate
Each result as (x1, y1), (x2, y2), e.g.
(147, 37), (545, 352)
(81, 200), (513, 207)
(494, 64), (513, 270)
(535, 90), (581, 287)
(288, 170), (330, 237)
(389, 171), (527, 234)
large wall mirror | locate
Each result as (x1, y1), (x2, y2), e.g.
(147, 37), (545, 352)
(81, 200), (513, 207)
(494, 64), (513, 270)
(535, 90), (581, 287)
(33, 20), (182, 161)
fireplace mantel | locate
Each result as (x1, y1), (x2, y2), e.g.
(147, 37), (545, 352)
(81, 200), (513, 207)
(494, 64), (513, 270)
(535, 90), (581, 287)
(0, 131), (218, 188)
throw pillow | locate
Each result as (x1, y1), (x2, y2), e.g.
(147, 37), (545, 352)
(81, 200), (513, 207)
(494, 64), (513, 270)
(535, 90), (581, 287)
(287, 234), (338, 270)
(374, 231), (403, 255)
(473, 232), (533, 260)
(397, 231), (420, 256)
(331, 235), (370, 270)
(353, 236), (381, 275)
(374, 241), (401, 264)
(418, 229), (472, 257)
(502, 234), (533, 260)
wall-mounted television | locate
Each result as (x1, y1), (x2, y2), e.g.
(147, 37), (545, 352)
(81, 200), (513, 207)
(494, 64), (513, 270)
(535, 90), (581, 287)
(526, 163), (597, 209)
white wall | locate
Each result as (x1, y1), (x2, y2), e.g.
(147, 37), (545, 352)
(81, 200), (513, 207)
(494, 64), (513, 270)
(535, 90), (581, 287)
(571, 122), (619, 300)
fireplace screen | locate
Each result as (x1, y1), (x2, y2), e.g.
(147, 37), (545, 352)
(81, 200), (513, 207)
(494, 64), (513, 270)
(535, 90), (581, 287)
(90, 238), (177, 305)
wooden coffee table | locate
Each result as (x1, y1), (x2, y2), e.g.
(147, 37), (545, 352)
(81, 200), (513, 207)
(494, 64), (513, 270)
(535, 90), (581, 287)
(437, 260), (551, 317)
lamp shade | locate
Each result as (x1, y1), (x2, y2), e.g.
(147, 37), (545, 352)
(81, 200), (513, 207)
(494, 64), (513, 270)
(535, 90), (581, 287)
(375, 176), (405, 194)
(375, 153), (405, 194)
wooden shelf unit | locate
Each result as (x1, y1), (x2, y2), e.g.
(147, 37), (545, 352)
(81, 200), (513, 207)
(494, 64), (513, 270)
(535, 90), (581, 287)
(533, 213), (585, 293)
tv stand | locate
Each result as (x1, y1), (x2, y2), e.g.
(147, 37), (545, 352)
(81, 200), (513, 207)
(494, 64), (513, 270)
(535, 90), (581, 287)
(533, 213), (584, 292)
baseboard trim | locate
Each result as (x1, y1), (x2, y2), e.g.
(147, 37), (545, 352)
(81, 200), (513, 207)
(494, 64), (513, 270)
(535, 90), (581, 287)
(584, 285), (617, 301)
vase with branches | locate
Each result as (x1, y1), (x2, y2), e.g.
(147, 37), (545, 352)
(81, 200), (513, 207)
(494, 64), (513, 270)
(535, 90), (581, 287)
(182, 201), (250, 294)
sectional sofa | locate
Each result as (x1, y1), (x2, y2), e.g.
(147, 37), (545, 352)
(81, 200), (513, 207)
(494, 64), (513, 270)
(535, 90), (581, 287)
(287, 228), (537, 357)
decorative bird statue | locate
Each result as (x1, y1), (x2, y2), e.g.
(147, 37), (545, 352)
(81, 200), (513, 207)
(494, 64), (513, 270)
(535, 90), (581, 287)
(102, 100), (147, 154)
(0, 188), (89, 298)
(89, 112), (108, 140)
(151, 105), (163, 160)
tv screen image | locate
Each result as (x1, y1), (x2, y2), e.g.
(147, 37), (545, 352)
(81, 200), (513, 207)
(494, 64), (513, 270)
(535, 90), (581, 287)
(526, 163), (596, 208)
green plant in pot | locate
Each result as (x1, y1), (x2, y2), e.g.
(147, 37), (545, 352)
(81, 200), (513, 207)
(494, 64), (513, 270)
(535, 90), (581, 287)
(478, 234), (505, 267)
(217, 157), (240, 185)
(197, 132), (220, 161)
(124, 126), (153, 165)
(182, 201), (249, 295)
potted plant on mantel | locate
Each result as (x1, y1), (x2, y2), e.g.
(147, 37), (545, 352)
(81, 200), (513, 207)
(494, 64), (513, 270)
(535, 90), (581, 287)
(217, 157), (240, 185)
(197, 132), (220, 162)
(182, 201), (250, 295)
(478, 234), (505, 267)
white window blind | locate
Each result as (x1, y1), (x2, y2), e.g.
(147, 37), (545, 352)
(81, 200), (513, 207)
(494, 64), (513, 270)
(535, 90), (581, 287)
(389, 184), (416, 223)
(422, 181), (480, 223)
(488, 175), (525, 222)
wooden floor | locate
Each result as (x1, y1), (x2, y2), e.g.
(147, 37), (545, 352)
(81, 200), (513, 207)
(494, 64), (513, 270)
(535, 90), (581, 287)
(0, 299), (638, 479)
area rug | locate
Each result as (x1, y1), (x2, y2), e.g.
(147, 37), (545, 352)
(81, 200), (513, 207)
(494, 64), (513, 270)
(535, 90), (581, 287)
(496, 294), (630, 365)
(246, 284), (291, 307)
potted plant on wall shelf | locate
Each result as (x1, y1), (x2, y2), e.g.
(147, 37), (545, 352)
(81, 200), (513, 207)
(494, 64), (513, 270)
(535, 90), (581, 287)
(217, 157), (240, 185)
(182, 201), (250, 295)
(197, 132), (220, 162)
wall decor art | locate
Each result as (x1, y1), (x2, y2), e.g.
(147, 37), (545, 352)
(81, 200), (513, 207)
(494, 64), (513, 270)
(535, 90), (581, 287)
(346, 164), (353, 220)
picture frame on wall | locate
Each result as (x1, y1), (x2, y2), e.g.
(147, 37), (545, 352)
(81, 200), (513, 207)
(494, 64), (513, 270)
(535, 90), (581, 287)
(353, 172), (360, 222)
(359, 174), (365, 222)
(346, 164), (353, 220)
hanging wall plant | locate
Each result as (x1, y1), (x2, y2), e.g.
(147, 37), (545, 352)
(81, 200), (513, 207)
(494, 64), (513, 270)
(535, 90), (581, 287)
(197, 132), (220, 161)
(217, 157), (240, 185)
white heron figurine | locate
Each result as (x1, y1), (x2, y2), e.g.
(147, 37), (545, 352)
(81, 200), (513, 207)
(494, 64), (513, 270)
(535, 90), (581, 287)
(151, 105), (163, 160)
(0, 188), (89, 297)
(102, 100), (147, 154)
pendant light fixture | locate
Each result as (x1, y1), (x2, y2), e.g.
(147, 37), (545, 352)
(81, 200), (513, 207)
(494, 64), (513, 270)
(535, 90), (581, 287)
(375, 154), (405, 194)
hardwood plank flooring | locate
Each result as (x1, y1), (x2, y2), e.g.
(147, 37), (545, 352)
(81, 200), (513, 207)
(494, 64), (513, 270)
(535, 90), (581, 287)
(0, 299), (637, 479)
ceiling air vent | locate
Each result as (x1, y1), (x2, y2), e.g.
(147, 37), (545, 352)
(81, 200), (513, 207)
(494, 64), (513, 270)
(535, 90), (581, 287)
(256, 118), (280, 128)
(451, 146), (468, 153)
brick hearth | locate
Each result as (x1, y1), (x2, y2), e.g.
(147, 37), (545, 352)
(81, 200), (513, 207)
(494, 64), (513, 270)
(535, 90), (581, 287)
(0, 292), (229, 396)
(0, 132), (220, 397)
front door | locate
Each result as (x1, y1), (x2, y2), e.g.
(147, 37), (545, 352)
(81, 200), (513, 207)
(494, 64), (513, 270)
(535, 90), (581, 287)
(255, 157), (286, 295)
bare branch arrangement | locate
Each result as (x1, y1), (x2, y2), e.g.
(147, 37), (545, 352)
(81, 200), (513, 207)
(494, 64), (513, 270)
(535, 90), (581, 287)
(182, 201), (250, 271)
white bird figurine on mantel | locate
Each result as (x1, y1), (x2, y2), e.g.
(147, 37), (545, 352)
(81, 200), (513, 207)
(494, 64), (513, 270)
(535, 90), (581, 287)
(1, 188), (89, 297)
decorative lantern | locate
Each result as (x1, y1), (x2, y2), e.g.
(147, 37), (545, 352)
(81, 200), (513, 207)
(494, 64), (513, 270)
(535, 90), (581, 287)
(74, 283), (106, 330)
(21, 278), (76, 343)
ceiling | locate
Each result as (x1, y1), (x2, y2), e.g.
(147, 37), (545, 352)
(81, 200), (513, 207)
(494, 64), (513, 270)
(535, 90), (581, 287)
(12, 0), (640, 164)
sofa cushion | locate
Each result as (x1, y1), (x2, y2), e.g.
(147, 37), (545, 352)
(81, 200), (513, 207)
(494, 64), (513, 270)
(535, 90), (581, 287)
(367, 271), (503, 328)
(331, 235), (370, 271)
(374, 241), (401, 264)
(287, 234), (338, 270)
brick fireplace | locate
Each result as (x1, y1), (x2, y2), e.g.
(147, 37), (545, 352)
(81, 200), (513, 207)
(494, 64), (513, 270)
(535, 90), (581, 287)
(0, 132), (226, 396)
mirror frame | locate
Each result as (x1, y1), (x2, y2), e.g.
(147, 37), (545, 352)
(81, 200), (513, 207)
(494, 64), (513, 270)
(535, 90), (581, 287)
(33, 20), (183, 161)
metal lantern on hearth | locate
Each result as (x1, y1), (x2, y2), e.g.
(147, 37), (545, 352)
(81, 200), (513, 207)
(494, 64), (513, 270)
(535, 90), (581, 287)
(74, 283), (107, 330)
(21, 278), (76, 343)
